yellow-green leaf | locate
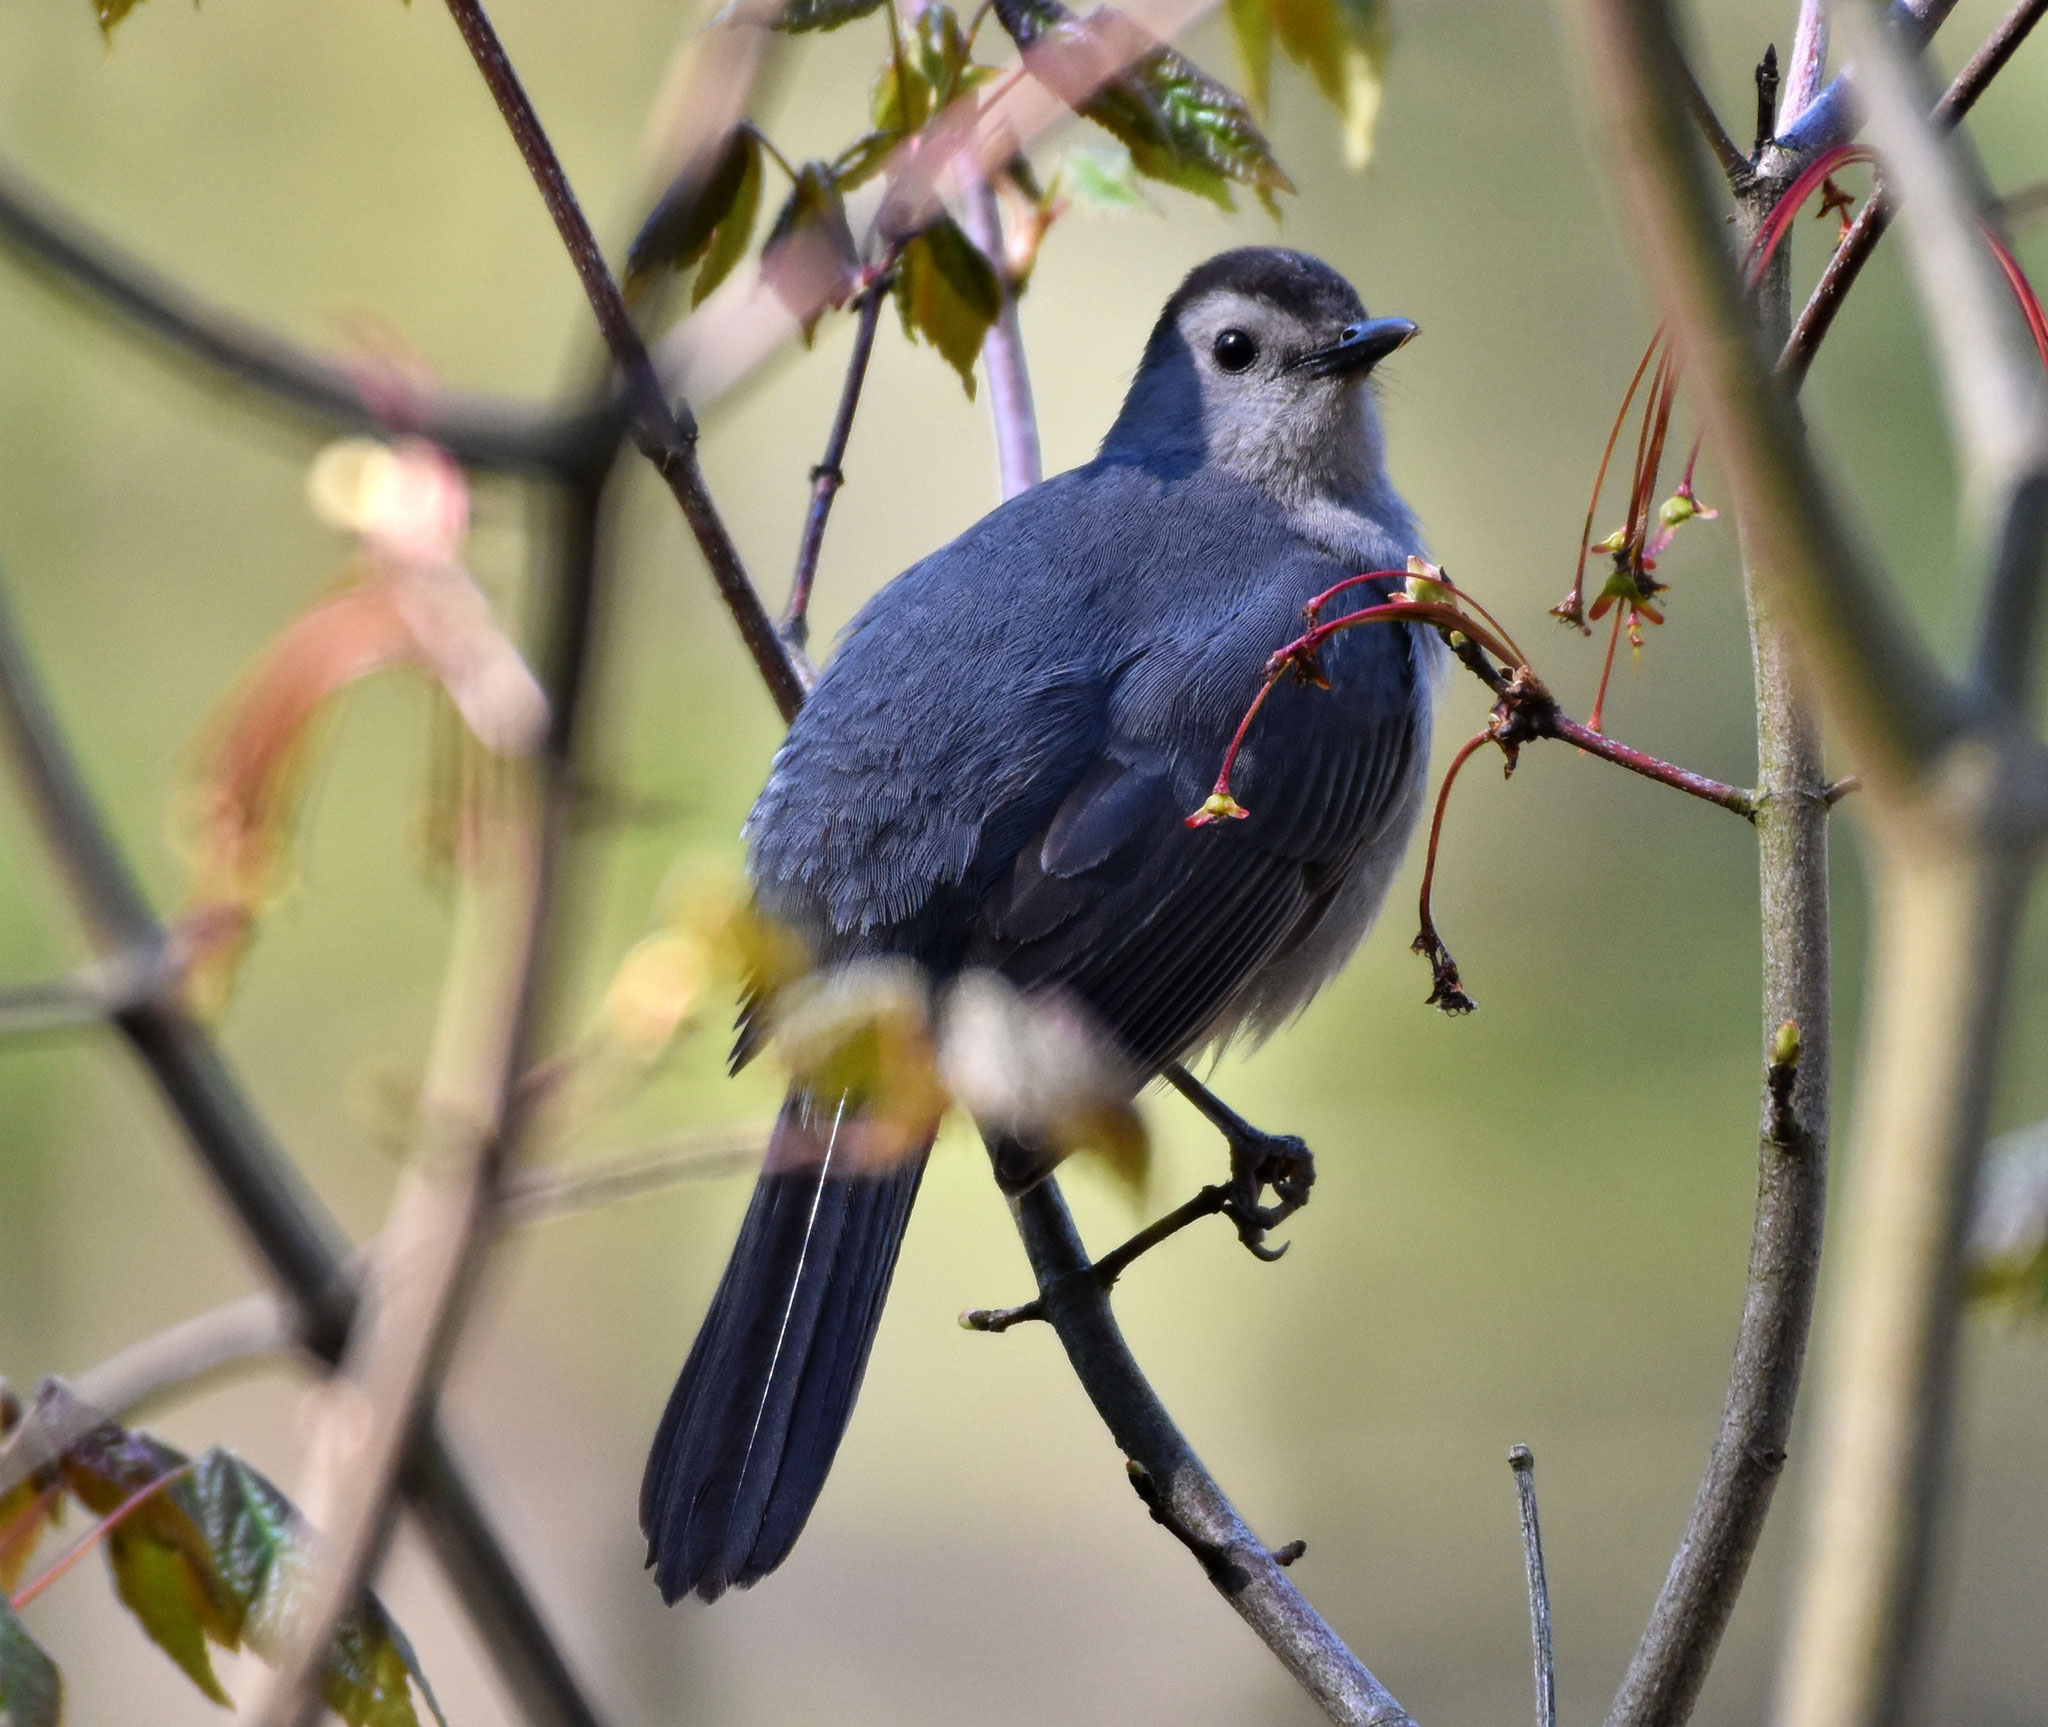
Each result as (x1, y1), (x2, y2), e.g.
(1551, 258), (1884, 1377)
(92, 0), (148, 36)
(1226, 0), (1275, 117)
(893, 217), (1002, 396)
(691, 132), (764, 306)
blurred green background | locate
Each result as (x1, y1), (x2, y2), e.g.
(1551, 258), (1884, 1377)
(2, 1), (2045, 1722)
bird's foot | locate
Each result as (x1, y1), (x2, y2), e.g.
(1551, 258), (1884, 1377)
(1223, 1129), (1316, 1261)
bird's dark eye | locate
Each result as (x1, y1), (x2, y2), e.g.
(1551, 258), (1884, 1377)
(1212, 328), (1258, 373)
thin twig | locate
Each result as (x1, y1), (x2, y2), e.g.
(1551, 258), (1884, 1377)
(1547, 712), (1758, 817)
(1779, 1), (1832, 139)
(0, 570), (612, 1727)
(1678, 55), (1751, 189)
(1509, 1446), (1557, 1727)
(439, 0), (807, 721)
(783, 275), (891, 658)
(0, 150), (608, 477)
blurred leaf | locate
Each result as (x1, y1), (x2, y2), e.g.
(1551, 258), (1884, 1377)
(13, 1384), (444, 1727)
(91, 0), (147, 35)
(0, 1598), (59, 1727)
(894, 216), (1002, 395)
(1266, 0), (1388, 169)
(935, 971), (1147, 1194)
(832, 130), (900, 193)
(1225, 0), (1274, 115)
(1968, 1120), (2048, 1308)
(772, 960), (948, 1164)
(775, 0), (888, 31)
(1058, 143), (1149, 212)
(627, 128), (757, 291)
(992, 0), (1292, 212)
(871, 48), (934, 135)
(690, 132), (764, 306)
(762, 163), (861, 341)
(602, 931), (708, 1062)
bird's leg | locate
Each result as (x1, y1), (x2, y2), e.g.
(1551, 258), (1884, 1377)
(1162, 1063), (1316, 1260)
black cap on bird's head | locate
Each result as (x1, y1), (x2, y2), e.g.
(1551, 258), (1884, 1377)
(1104, 248), (1418, 500)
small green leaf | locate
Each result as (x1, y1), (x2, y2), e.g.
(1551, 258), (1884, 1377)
(894, 216), (1002, 395)
(0, 1598), (60, 1727)
(691, 133), (764, 306)
(832, 130), (901, 193)
(1058, 143), (1149, 212)
(627, 128), (757, 291)
(992, 0), (1292, 213)
(775, 0), (889, 31)
(871, 50), (935, 135)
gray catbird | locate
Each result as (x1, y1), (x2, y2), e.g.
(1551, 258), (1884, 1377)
(641, 246), (1441, 1603)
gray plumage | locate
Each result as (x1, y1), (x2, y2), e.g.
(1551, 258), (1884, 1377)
(642, 246), (1442, 1604)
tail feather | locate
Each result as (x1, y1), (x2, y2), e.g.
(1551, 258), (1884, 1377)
(640, 1093), (929, 1603)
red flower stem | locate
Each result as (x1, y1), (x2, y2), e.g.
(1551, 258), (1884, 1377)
(1303, 570), (1412, 616)
(1414, 727), (1492, 960)
(1982, 227), (2048, 374)
(1199, 667), (1285, 807)
(1744, 146), (1876, 287)
(1547, 711), (1757, 818)
(1626, 347), (1675, 553)
(9, 1461), (196, 1610)
(1569, 331), (1664, 626)
(1589, 597), (1627, 734)
(1430, 572), (1530, 667)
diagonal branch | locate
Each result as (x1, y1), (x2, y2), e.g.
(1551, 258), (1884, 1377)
(438, 0), (807, 721)
(1836, 1), (2048, 710)
(0, 568), (612, 1727)
(0, 151), (611, 478)
(1013, 1184), (1417, 1726)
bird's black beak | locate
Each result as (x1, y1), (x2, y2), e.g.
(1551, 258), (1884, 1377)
(1295, 316), (1419, 378)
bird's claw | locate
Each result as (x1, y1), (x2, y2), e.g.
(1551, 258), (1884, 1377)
(1222, 1130), (1316, 1260)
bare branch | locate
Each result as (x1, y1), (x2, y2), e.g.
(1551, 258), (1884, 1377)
(961, 178), (1045, 496)
(1773, 0), (1960, 155)
(1837, 1), (2048, 709)
(71, 1292), (296, 1422)
(1779, 2), (1832, 136)
(499, 1126), (767, 1224)
(1510, 1446), (1557, 1727)
(782, 273), (891, 662)
(0, 150), (609, 477)
(1678, 54), (1752, 188)
(1013, 1182), (1417, 1726)
(0, 567), (612, 1727)
(439, 0), (808, 721)
(1567, 0), (1962, 797)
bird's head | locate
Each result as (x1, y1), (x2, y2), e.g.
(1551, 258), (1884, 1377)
(1102, 247), (1417, 511)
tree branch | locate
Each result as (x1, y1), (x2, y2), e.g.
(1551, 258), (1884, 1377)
(961, 178), (1044, 495)
(1569, 0), (1962, 799)
(439, 0), (808, 720)
(1781, 0), (2048, 386)
(1579, 20), (1834, 1727)
(782, 273), (891, 661)
(246, 468), (608, 1727)
(0, 150), (610, 478)
(0, 567), (613, 1727)
(1013, 1183), (1417, 1726)
(1837, 1), (2048, 712)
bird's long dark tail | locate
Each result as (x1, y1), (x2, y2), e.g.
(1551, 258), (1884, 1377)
(640, 1091), (930, 1603)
